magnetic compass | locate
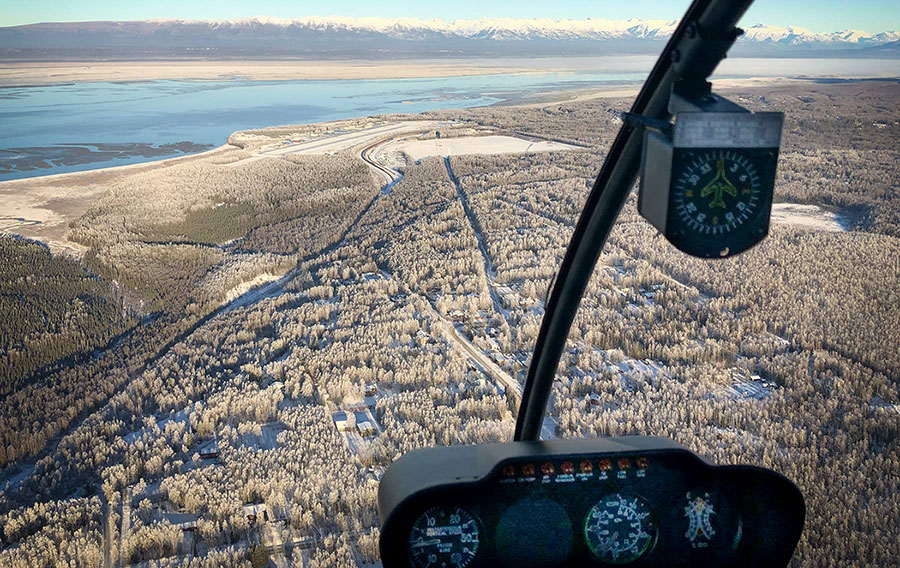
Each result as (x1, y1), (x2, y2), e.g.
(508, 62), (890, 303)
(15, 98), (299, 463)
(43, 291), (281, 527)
(638, 90), (783, 258)
(671, 147), (770, 237)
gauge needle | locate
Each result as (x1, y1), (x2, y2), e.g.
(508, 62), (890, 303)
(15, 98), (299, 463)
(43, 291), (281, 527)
(411, 539), (442, 548)
(606, 532), (620, 550)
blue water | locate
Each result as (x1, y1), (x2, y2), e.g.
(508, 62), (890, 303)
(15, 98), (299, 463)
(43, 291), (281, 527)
(3, 55), (898, 182)
(0, 70), (647, 181)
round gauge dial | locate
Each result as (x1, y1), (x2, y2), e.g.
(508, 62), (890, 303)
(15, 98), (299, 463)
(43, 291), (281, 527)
(408, 506), (480, 568)
(584, 493), (657, 564)
(672, 149), (761, 237)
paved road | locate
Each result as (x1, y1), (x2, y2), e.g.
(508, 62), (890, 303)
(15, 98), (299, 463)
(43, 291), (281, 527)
(441, 158), (558, 440)
(99, 491), (113, 568)
(440, 320), (521, 399)
(360, 139), (401, 188)
(430, 310), (558, 440)
(260, 121), (438, 157)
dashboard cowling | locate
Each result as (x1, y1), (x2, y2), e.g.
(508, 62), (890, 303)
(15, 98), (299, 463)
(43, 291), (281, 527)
(378, 436), (804, 567)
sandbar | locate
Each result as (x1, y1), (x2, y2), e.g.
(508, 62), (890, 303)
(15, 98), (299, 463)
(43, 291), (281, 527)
(0, 59), (529, 88)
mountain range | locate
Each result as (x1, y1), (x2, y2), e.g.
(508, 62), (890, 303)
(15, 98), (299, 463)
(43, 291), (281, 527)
(2, 17), (898, 59)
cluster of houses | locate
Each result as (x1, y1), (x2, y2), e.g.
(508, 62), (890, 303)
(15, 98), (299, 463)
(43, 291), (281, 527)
(333, 412), (379, 438)
(332, 383), (380, 438)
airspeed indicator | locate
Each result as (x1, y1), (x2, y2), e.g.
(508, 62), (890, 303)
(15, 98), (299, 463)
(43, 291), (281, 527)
(408, 506), (480, 568)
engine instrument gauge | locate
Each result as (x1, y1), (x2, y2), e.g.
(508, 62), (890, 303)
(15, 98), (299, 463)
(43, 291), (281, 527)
(408, 506), (479, 568)
(584, 493), (657, 564)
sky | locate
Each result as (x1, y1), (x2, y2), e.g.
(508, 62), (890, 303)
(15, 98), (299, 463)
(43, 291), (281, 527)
(0, 0), (898, 33)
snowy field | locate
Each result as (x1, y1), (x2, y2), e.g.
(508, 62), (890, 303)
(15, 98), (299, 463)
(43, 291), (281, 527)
(390, 135), (583, 160)
(260, 121), (440, 156)
(770, 203), (848, 232)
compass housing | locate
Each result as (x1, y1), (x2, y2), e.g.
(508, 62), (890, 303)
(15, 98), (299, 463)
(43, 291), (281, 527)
(638, 93), (783, 258)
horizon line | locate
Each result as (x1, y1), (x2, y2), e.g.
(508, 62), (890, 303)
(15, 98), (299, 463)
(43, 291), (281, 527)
(2, 15), (897, 36)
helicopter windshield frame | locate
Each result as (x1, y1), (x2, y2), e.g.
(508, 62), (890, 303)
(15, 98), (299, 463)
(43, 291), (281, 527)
(514, 0), (757, 441)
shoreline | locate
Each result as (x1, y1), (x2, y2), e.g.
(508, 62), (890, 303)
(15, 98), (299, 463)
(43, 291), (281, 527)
(0, 74), (811, 187)
(0, 76), (890, 256)
(0, 59), (533, 88)
(2, 55), (898, 89)
(0, 143), (236, 188)
(0, 144), (238, 256)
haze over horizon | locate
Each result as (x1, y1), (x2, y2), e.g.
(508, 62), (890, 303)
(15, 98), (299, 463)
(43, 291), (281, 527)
(2, 0), (899, 34)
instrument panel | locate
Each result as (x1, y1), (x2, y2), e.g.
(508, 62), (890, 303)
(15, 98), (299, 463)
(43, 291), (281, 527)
(378, 437), (803, 567)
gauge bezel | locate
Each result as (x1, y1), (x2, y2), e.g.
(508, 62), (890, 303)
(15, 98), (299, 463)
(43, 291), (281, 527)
(583, 492), (659, 564)
(408, 505), (481, 568)
(665, 146), (778, 258)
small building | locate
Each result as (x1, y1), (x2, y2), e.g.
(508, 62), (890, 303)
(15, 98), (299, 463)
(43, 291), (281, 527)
(160, 512), (198, 531)
(357, 421), (377, 437)
(242, 503), (268, 523)
(197, 439), (218, 460)
(364, 383), (377, 397)
(449, 310), (467, 322)
(589, 393), (602, 407)
(333, 411), (354, 432)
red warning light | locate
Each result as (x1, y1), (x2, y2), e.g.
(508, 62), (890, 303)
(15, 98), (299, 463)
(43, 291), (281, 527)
(636, 456), (649, 470)
(618, 457), (631, 470)
(598, 459), (611, 471)
(561, 461), (574, 475)
(522, 463), (535, 476)
(502, 465), (516, 478)
(580, 460), (593, 474)
(541, 462), (555, 475)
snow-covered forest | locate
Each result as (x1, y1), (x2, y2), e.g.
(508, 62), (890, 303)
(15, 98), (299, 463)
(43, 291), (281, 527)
(1, 80), (898, 567)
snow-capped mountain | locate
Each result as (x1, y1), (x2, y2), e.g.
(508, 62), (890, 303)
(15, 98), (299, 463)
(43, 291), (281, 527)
(130, 17), (895, 44)
(742, 24), (900, 46)
(239, 16), (684, 41)
(1, 17), (897, 57)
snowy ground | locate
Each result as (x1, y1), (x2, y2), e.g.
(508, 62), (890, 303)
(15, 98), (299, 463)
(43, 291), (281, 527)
(722, 378), (776, 400)
(387, 135), (583, 161)
(259, 121), (440, 156)
(220, 273), (281, 304)
(770, 203), (848, 232)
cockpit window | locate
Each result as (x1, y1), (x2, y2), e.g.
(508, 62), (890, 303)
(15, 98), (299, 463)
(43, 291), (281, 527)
(1, 1), (898, 567)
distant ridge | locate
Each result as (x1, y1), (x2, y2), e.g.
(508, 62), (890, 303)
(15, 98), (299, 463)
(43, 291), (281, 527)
(2, 17), (898, 59)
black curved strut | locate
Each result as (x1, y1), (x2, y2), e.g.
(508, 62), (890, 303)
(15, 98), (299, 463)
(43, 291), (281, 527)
(514, 0), (755, 441)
